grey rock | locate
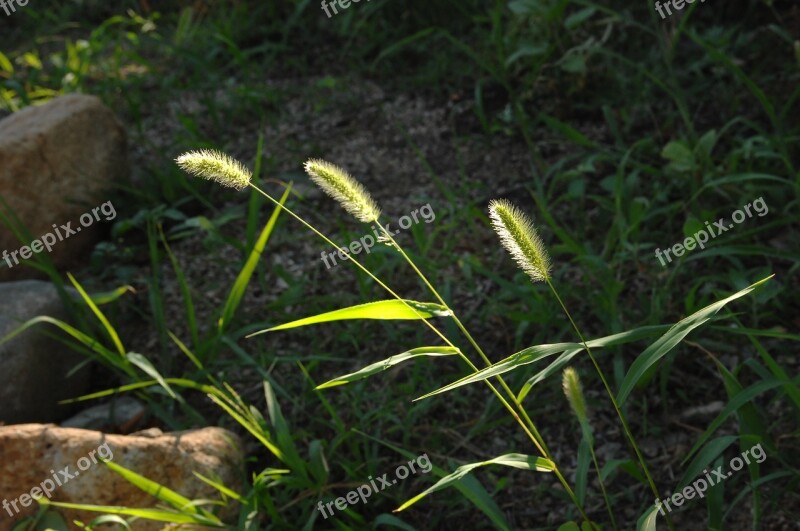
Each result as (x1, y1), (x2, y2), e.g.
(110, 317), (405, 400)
(61, 396), (146, 433)
(0, 280), (91, 423)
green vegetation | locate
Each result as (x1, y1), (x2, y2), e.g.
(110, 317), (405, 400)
(2, 0), (798, 529)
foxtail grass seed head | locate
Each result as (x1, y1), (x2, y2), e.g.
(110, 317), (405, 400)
(562, 367), (588, 425)
(176, 150), (252, 191)
(488, 199), (551, 283)
(304, 159), (381, 223)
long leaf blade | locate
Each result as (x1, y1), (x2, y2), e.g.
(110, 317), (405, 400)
(395, 454), (553, 512)
(219, 185), (291, 331)
(249, 300), (450, 336)
(416, 326), (667, 402)
(355, 429), (510, 530)
(617, 276), (773, 405)
(100, 459), (220, 523)
(317, 346), (460, 389)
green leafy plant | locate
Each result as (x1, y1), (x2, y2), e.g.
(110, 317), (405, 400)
(174, 150), (776, 529)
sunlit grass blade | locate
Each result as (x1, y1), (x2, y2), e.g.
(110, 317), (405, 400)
(636, 504), (659, 531)
(413, 342), (584, 401)
(59, 378), (214, 404)
(125, 352), (177, 399)
(206, 387), (285, 463)
(263, 380), (305, 475)
(168, 330), (205, 372)
(617, 275), (774, 405)
(249, 300), (451, 336)
(67, 272), (126, 356)
(355, 429), (510, 530)
(518, 325), (669, 401)
(219, 185), (291, 332)
(81, 285), (136, 305)
(1, 315), (135, 378)
(317, 346), (460, 389)
(100, 460), (220, 521)
(395, 454), (554, 512)
(38, 501), (223, 527)
(192, 472), (245, 504)
(415, 326), (666, 402)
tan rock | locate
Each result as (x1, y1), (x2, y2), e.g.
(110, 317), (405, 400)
(0, 424), (243, 530)
(0, 94), (127, 280)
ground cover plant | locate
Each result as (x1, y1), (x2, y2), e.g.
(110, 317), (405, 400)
(1, 0), (798, 529)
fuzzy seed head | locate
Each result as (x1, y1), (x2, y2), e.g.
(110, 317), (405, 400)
(304, 159), (381, 223)
(488, 199), (551, 283)
(176, 150), (252, 191)
(562, 367), (588, 425)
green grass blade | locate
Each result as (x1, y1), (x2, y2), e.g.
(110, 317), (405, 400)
(159, 225), (199, 348)
(192, 472), (245, 503)
(205, 392), (285, 462)
(263, 380), (305, 474)
(1, 315), (133, 377)
(616, 275), (773, 405)
(100, 459), (221, 523)
(636, 504), (659, 531)
(59, 378), (214, 404)
(416, 326), (667, 402)
(355, 430), (510, 530)
(518, 325), (669, 401)
(676, 435), (738, 489)
(82, 285), (136, 305)
(395, 454), (554, 512)
(67, 272), (126, 356)
(125, 352), (177, 399)
(317, 346), (460, 389)
(730, 316), (800, 412)
(0, 51), (13, 73)
(415, 343), (578, 400)
(219, 185), (291, 332)
(40, 501), (222, 526)
(682, 377), (791, 466)
(249, 300), (450, 336)
(168, 330), (205, 372)
(722, 471), (794, 522)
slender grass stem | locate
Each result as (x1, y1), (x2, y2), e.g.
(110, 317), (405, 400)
(588, 442), (617, 531)
(375, 222), (550, 451)
(374, 222), (595, 523)
(545, 279), (672, 529)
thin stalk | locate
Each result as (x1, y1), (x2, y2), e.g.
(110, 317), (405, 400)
(588, 442), (617, 530)
(376, 222), (551, 453)
(249, 183), (589, 521)
(374, 223), (597, 523)
(545, 279), (662, 506)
